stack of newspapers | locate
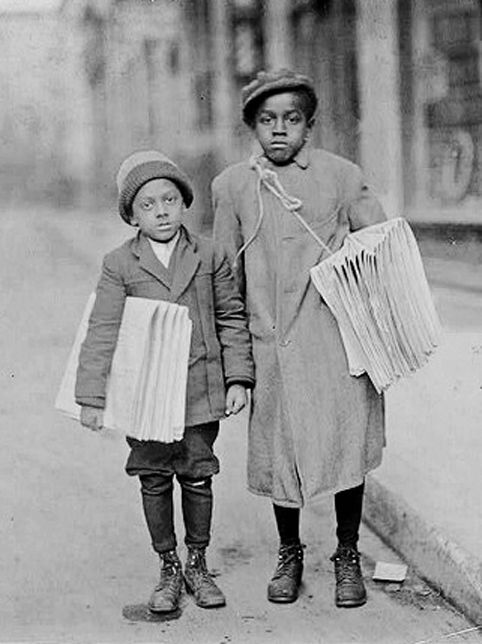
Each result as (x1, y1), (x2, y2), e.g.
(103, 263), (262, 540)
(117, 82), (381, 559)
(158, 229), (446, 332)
(55, 295), (192, 442)
(310, 218), (442, 393)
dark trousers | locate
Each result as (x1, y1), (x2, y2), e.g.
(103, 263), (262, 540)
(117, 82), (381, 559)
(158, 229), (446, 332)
(273, 481), (365, 549)
(140, 473), (213, 553)
(125, 422), (220, 555)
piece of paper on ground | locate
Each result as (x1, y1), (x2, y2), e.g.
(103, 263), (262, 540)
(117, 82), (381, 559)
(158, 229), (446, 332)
(372, 562), (408, 582)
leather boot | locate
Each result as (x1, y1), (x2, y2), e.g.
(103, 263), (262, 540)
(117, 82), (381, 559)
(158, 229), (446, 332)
(148, 550), (183, 613)
(184, 547), (226, 608)
(267, 543), (304, 603)
(331, 546), (367, 608)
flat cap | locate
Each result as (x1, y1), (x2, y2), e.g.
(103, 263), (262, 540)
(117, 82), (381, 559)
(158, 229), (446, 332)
(241, 69), (318, 125)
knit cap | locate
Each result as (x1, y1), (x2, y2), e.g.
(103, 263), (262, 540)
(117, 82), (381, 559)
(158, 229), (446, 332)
(116, 150), (194, 224)
(241, 69), (318, 125)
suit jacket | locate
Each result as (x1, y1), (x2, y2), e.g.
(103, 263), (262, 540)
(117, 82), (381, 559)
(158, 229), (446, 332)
(75, 226), (255, 427)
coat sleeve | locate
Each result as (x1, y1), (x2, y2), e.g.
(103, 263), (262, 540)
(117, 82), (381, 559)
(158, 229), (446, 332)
(212, 245), (255, 389)
(341, 164), (387, 231)
(75, 253), (127, 408)
(212, 173), (246, 296)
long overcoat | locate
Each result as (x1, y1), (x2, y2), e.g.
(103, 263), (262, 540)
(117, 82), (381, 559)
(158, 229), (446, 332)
(75, 226), (254, 427)
(212, 146), (386, 507)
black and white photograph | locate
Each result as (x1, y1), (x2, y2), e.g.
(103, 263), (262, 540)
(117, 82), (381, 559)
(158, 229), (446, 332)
(1, 1), (482, 642)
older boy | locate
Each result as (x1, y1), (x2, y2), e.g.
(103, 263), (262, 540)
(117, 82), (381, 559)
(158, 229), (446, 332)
(76, 151), (254, 613)
(212, 70), (386, 608)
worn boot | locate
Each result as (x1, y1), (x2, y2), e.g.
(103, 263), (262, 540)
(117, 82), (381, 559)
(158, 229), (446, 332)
(184, 547), (226, 608)
(267, 543), (304, 603)
(148, 550), (183, 613)
(330, 546), (367, 608)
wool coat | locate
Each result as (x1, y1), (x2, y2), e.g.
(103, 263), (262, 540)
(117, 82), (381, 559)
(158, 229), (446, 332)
(75, 226), (255, 428)
(212, 146), (386, 507)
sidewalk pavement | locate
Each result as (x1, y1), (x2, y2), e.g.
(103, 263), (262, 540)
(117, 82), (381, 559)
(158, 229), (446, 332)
(364, 332), (482, 625)
(46, 207), (482, 625)
(364, 255), (482, 625)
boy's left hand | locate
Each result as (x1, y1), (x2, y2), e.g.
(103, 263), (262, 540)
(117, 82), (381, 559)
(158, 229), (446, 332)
(225, 384), (247, 416)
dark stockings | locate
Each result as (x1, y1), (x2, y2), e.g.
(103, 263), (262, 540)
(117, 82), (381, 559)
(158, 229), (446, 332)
(273, 504), (300, 546)
(334, 481), (365, 549)
(272, 480), (365, 550)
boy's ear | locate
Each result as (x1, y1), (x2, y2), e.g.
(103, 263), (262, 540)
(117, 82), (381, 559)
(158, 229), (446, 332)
(307, 116), (315, 130)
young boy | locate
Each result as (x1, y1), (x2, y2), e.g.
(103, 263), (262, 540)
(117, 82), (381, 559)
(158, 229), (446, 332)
(212, 70), (386, 608)
(75, 150), (254, 613)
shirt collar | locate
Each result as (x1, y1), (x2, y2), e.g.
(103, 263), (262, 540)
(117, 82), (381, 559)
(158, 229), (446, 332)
(147, 229), (181, 250)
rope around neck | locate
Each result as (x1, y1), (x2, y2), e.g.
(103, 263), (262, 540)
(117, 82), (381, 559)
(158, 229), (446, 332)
(233, 155), (333, 268)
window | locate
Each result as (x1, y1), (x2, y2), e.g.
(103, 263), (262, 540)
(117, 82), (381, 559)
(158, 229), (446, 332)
(424, 2), (482, 204)
(230, 0), (264, 82)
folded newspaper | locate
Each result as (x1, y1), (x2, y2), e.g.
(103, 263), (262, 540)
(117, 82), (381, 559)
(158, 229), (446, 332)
(310, 218), (441, 393)
(55, 294), (192, 442)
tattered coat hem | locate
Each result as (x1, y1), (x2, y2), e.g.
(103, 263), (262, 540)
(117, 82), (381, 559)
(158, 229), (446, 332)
(247, 454), (384, 509)
(247, 486), (302, 508)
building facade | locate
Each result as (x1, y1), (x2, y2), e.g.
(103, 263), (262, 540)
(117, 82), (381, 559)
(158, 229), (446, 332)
(0, 0), (480, 234)
(401, 0), (482, 223)
(0, 2), (66, 203)
(207, 0), (482, 225)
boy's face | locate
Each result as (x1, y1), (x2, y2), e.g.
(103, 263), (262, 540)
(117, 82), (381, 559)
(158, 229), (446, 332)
(253, 91), (313, 165)
(131, 178), (184, 242)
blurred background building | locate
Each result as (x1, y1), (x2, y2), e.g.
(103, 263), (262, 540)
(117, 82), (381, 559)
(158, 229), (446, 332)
(0, 0), (481, 243)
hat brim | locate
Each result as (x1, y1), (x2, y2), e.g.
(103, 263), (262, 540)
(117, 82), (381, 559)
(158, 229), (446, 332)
(242, 79), (318, 125)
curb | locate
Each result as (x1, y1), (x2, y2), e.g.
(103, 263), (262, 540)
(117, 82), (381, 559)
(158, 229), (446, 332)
(427, 276), (482, 295)
(363, 473), (482, 625)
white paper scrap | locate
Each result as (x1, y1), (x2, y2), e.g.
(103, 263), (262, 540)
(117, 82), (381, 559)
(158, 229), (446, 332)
(372, 561), (408, 582)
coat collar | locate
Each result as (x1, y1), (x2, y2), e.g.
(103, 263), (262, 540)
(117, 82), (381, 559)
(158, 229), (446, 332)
(170, 227), (201, 301)
(293, 145), (310, 169)
(132, 226), (200, 300)
(134, 232), (171, 288)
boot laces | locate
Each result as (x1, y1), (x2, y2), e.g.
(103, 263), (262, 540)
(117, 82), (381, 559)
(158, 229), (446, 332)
(186, 549), (216, 588)
(272, 544), (304, 581)
(156, 551), (181, 591)
(330, 547), (362, 585)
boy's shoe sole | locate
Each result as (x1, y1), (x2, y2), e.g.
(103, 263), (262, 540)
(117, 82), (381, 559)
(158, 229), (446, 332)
(184, 578), (226, 608)
(335, 595), (367, 608)
(267, 592), (300, 604)
(148, 602), (179, 613)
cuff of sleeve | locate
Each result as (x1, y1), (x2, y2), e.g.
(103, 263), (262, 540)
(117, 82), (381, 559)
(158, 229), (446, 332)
(225, 377), (255, 389)
(75, 397), (105, 409)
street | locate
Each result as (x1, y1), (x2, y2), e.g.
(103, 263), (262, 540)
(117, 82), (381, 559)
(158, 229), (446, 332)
(1, 207), (481, 644)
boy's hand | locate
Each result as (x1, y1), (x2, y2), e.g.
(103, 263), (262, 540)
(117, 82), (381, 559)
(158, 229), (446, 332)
(225, 384), (247, 416)
(80, 405), (104, 432)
